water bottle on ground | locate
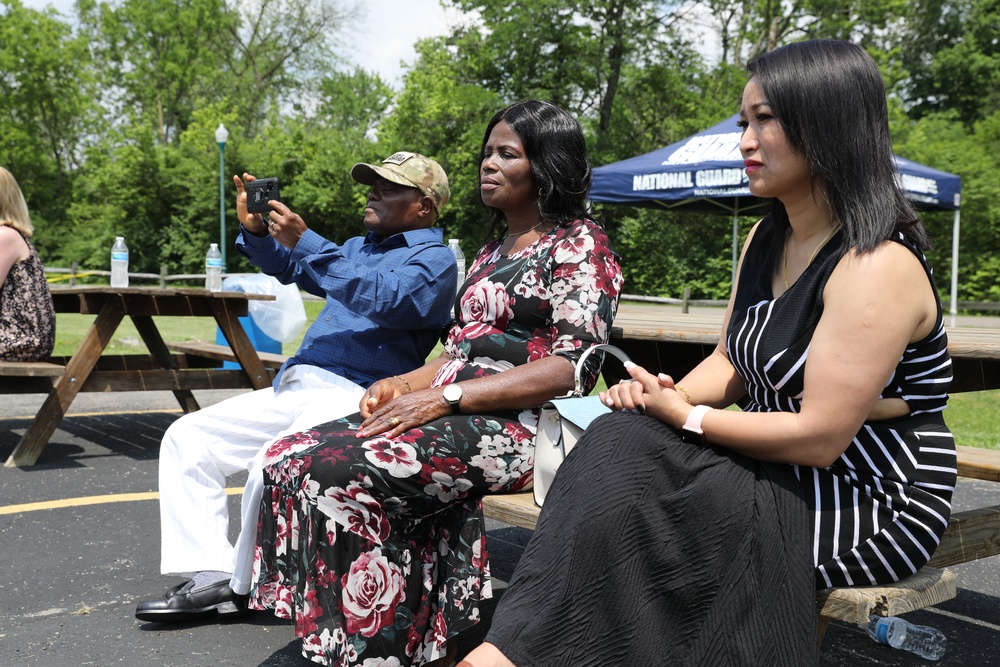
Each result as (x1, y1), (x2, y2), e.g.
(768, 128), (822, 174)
(448, 238), (466, 293)
(110, 236), (129, 287)
(205, 243), (223, 292)
(861, 614), (946, 661)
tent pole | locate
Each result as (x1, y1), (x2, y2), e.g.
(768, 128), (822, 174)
(950, 208), (960, 328)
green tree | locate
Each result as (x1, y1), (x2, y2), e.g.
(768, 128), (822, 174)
(894, 109), (1000, 302)
(697, 0), (913, 65)
(58, 117), (164, 271)
(0, 0), (100, 250)
(447, 0), (699, 152)
(7, 0), (1000, 305)
(60, 104), (246, 276)
(379, 35), (504, 247)
(222, 0), (359, 138)
(918, 0), (1000, 126)
(60, 0), (360, 276)
(892, 0), (997, 125)
(247, 69), (396, 246)
(77, 0), (236, 144)
(382, 2), (745, 295)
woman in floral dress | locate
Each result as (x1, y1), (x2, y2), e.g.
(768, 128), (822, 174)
(251, 100), (623, 666)
(0, 166), (55, 362)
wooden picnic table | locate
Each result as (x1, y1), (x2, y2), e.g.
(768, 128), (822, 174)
(3, 286), (277, 468)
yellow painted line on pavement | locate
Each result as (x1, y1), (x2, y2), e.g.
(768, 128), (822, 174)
(1, 408), (239, 515)
(0, 487), (243, 516)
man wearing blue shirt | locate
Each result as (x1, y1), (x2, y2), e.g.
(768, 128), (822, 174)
(136, 152), (457, 623)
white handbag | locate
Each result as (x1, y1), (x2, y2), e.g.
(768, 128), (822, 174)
(533, 344), (633, 507)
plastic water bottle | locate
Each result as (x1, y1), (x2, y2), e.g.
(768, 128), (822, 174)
(110, 236), (129, 287)
(448, 238), (466, 292)
(861, 615), (946, 660)
(205, 243), (223, 292)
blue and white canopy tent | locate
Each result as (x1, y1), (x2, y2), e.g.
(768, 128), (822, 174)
(589, 113), (964, 324)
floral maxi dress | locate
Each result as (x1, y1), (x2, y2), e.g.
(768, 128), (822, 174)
(251, 218), (623, 666)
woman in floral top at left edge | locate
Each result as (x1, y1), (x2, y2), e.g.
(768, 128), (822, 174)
(250, 99), (624, 666)
(0, 166), (55, 362)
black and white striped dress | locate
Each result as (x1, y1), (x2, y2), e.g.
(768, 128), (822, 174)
(728, 227), (957, 588)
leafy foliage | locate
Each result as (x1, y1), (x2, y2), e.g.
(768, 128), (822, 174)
(378, 34), (504, 246)
(0, 0), (100, 250)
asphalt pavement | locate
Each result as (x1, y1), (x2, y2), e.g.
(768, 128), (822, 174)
(2, 389), (1000, 667)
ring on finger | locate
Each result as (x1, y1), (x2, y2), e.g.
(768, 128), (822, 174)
(389, 416), (400, 426)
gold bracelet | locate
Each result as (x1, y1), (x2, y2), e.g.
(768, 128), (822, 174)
(675, 385), (691, 404)
(394, 375), (412, 393)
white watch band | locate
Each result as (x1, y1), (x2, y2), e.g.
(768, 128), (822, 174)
(682, 404), (712, 435)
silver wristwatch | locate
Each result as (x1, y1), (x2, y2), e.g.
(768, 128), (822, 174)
(442, 383), (463, 414)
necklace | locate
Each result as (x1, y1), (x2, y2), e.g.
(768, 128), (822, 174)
(505, 220), (545, 239)
(500, 220), (546, 255)
(782, 224), (841, 289)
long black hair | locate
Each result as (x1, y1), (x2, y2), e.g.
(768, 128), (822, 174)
(479, 100), (593, 238)
(746, 40), (928, 274)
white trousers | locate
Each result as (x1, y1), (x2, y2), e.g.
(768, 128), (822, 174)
(158, 364), (364, 594)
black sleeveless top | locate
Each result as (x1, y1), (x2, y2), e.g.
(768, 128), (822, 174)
(727, 222), (957, 588)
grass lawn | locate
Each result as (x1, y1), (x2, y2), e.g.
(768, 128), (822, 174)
(53, 298), (999, 450)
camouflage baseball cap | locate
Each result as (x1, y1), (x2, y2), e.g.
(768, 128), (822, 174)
(351, 152), (450, 214)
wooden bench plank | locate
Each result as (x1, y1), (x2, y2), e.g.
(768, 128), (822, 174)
(956, 444), (1000, 482)
(816, 567), (957, 625)
(51, 354), (212, 371)
(481, 497), (1000, 568)
(0, 355), (241, 392)
(482, 492), (540, 531)
(0, 376), (60, 394)
(77, 369), (274, 393)
(167, 341), (288, 369)
(0, 361), (66, 377)
(480, 494), (1000, 569)
(815, 566), (957, 644)
(929, 504), (1000, 567)
(0, 352), (278, 397)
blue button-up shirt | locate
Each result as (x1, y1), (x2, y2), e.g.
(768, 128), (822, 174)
(236, 225), (457, 388)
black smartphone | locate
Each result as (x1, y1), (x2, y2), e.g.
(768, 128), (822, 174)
(245, 177), (280, 213)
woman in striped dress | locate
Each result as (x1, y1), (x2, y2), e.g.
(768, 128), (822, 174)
(461, 40), (956, 667)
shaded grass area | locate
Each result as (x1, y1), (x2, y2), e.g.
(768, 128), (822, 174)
(53, 299), (996, 449)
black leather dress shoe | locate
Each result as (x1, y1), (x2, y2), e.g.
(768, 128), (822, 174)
(164, 579), (192, 598)
(135, 580), (250, 623)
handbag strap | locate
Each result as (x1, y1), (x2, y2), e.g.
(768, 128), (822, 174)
(571, 343), (633, 397)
